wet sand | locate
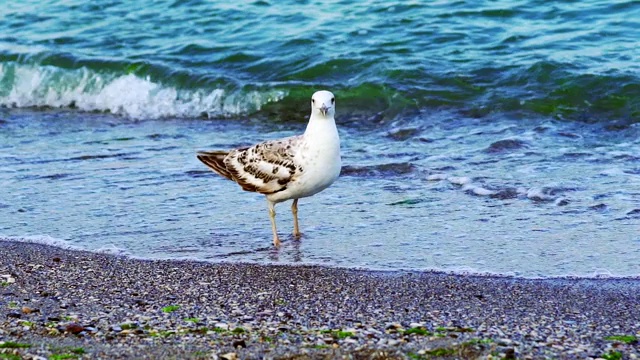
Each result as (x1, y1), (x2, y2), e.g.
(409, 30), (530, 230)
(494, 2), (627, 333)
(1, 240), (638, 359)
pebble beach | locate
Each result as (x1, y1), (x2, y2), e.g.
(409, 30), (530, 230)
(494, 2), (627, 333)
(1, 240), (639, 359)
(3, 1), (640, 359)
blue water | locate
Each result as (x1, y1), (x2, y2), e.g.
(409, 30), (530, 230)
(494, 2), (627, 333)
(1, 0), (639, 278)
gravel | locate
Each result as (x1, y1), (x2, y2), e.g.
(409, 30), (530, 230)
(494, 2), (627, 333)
(1, 240), (639, 359)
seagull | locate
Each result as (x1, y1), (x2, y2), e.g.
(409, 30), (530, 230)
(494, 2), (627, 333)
(197, 90), (341, 247)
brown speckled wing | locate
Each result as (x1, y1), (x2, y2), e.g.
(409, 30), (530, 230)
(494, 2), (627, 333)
(224, 136), (303, 194)
(197, 151), (234, 180)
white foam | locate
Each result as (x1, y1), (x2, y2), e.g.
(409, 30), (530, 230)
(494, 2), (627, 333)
(587, 269), (616, 278)
(526, 188), (555, 201)
(0, 234), (82, 251)
(94, 244), (132, 256)
(462, 184), (496, 196)
(426, 173), (448, 181)
(599, 168), (625, 176)
(447, 176), (472, 185)
(0, 63), (286, 119)
(0, 234), (138, 258)
(429, 174), (496, 196)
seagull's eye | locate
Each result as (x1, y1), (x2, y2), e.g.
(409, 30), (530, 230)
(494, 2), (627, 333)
(312, 99), (315, 104)
(331, 97), (335, 104)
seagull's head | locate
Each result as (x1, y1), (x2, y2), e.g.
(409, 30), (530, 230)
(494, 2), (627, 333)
(311, 90), (335, 118)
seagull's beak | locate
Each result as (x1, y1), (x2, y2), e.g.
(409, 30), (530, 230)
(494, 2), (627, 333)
(320, 104), (329, 116)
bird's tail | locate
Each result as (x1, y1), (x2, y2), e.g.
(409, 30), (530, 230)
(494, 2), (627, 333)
(197, 151), (234, 181)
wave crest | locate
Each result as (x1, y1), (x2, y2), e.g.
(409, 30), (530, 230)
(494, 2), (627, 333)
(1, 59), (638, 124)
(0, 63), (286, 119)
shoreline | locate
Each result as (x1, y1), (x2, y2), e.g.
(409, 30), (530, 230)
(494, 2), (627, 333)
(5, 238), (639, 282)
(1, 240), (639, 359)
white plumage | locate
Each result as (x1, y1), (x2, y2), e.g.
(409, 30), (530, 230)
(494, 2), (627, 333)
(197, 90), (341, 246)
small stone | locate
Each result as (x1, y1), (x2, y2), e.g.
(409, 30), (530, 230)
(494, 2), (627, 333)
(385, 323), (402, 332)
(65, 323), (85, 334)
(504, 348), (516, 359)
(22, 306), (38, 314)
(120, 322), (139, 330)
(47, 316), (61, 322)
(1, 275), (16, 284)
(7, 312), (21, 319)
(53, 257), (61, 262)
(232, 339), (246, 348)
(214, 322), (229, 330)
(220, 353), (237, 360)
(134, 299), (149, 306)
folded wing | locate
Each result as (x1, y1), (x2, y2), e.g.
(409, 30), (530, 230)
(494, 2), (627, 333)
(197, 136), (303, 194)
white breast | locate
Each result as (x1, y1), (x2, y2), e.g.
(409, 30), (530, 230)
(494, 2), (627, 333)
(266, 117), (341, 203)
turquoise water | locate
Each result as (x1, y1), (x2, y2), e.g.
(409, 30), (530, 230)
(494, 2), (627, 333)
(1, 1), (639, 278)
(2, 0), (639, 121)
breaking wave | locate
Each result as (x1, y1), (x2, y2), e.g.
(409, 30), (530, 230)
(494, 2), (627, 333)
(1, 58), (638, 124)
(0, 62), (285, 119)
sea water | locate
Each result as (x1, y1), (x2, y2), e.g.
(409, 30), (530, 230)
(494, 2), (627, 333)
(1, 0), (639, 278)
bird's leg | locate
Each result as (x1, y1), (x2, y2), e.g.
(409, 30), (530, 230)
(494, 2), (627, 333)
(268, 201), (281, 247)
(291, 199), (301, 238)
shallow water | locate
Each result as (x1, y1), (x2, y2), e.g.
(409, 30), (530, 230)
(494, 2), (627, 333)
(1, 0), (639, 278)
(1, 109), (638, 278)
